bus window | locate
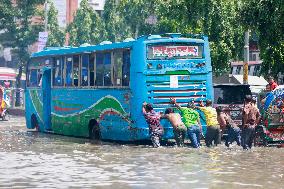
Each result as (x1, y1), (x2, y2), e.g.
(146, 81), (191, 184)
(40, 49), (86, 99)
(29, 69), (38, 87)
(53, 57), (63, 86)
(104, 53), (112, 86)
(81, 54), (89, 86)
(113, 51), (123, 86)
(122, 51), (130, 86)
(96, 53), (104, 86)
(38, 69), (42, 87)
(73, 55), (80, 86)
(89, 54), (95, 86)
(65, 57), (73, 86)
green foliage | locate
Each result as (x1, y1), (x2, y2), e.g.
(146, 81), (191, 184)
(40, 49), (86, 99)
(240, 0), (284, 77)
(68, 0), (106, 46)
(91, 10), (106, 44)
(0, 0), (45, 63)
(68, 0), (93, 46)
(103, 0), (130, 42)
(118, 0), (159, 38)
(0, 0), (45, 106)
(46, 2), (65, 47)
(153, 0), (244, 74)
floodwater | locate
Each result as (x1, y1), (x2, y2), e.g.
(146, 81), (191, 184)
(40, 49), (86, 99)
(0, 117), (283, 189)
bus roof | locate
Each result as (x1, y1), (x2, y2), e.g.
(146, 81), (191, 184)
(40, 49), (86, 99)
(31, 40), (134, 58)
(31, 34), (206, 58)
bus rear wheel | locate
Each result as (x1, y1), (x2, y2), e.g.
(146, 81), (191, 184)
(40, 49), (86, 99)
(89, 120), (101, 140)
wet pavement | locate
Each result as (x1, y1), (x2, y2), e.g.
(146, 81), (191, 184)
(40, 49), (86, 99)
(0, 116), (283, 189)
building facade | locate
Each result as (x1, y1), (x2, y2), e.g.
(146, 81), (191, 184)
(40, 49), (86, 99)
(231, 42), (262, 77)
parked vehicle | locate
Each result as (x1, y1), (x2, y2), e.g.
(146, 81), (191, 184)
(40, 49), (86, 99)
(255, 85), (284, 146)
(213, 84), (252, 126)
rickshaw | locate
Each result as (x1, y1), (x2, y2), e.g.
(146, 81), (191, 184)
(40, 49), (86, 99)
(255, 85), (284, 147)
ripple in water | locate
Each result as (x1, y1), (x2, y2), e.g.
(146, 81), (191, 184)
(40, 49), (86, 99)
(0, 122), (283, 188)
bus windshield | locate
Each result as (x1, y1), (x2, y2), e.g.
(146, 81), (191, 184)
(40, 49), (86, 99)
(147, 43), (203, 60)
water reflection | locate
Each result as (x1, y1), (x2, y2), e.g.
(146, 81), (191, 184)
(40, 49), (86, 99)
(0, 120), (283, 188)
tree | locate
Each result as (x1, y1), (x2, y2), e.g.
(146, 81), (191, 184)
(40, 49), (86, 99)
(67, 0), (93, 46)
(153, 0), (244, 75)
(90, 8), (107, 44)
(240, 0), (284, 78)
(103, 0), (130, 42)
(118, 0), (159, 38)
(46, 2), (65, 47)
(0, 0), (45, 106)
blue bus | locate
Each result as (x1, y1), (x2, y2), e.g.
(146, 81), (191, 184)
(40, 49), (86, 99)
(25, 33), (213, 141)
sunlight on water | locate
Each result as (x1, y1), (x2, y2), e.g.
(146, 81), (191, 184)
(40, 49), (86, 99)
(0, 119), (283, 188)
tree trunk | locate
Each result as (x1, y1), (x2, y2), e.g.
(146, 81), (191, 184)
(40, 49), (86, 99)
(15, 65), (23, 107)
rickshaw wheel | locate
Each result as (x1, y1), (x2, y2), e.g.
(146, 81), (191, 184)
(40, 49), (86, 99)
(254, 126), (268, 147)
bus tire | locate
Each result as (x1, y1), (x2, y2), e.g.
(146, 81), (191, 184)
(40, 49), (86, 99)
(89, 119), (101, 140)
(31, 114), (39, 131)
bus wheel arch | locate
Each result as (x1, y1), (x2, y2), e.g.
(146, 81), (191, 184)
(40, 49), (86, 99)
(88, 119), (101, 140)
(31, 114), (39, 131)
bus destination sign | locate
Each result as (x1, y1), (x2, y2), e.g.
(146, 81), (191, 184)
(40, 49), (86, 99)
(152, 46), (199, 58)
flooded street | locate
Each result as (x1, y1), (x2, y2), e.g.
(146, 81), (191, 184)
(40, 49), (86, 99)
(0, 116), (283, 189)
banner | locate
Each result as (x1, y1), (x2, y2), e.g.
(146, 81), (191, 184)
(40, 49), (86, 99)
(38, 32), (48, 52)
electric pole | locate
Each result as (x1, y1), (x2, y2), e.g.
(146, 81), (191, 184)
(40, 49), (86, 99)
(243, 30), (249, 85)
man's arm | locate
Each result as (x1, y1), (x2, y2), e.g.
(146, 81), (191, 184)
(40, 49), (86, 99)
(160, 113), (169, 119)
(256, 109), (261, 125)
(170, 98), (182, 111)
(219, 114), (227, 128)
(242, 106), (249, 125)
(142, 102), (147, 115)
(197, 117), (202, 131)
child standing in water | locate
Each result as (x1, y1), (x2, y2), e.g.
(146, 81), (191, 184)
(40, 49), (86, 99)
(142, 102), (164, 147)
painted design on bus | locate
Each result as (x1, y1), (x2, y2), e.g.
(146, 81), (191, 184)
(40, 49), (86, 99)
(29, 90), (130, 125)
(29, 90), (43, 123)
(53, 100), (83, 112)
(51, 95), (128, 120)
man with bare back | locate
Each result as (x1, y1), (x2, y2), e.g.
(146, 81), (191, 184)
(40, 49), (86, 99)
(162, 108), (187, 147)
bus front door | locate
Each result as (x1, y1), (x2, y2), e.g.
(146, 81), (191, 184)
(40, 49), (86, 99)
(42, 68), (52, 131)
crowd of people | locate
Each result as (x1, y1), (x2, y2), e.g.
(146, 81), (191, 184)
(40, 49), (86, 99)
(142, 95), (261, 150)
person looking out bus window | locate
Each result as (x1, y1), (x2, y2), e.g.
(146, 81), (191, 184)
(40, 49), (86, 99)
(216, 107), (241, 147)
(161, 108), (187, 147)
(242, 95), (260, 150)
(268, 76), (278, 91)
(142, 102), (164, 148)
(197, 100), (221, 147)
(170, 98), (202, 148)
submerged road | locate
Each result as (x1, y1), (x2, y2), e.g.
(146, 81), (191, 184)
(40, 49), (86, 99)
(0, 116), (283, 189)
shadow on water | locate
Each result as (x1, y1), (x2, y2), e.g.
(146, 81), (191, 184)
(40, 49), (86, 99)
(0, 125), (283, 188)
